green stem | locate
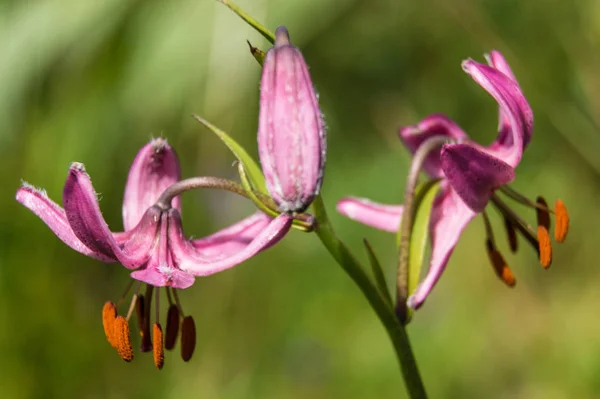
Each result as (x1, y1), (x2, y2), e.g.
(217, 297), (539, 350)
(312, 195), (427, 399)
(217, 0), (275, 43)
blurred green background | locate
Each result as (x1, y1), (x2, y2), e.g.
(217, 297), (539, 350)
(1, 0), (599, 398)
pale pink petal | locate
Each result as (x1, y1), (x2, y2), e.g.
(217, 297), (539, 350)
(191, 212), (273, 258)
(440, 144), (514, 212)
(130, 213), (195, 289)
(407, 187), (476, 309)
(63, 163), (158, 269)
(336, 197), (403, 233)
(122, 138), (181, 231)
(16, 183), (115, 262)
(462, 59), (533, 167)
(398, 114), (469, 178)
(168, 209), (292, 276)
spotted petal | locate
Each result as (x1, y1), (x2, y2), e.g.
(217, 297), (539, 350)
(336, 197), (403, 233)
(122, 138), (181, 231)
(63, 163), (159, 269)
(16, 183), (115, 262)
(407, 187), (476, 309)
(131, 213), (195, 289)
(398, 114), (468, 179)
(168, 210), (292, 276)
(440, 144), (514, 212)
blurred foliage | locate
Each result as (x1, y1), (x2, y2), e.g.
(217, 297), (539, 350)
(1, 0), (600, 398)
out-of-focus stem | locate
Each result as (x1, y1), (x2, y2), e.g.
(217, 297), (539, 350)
(312, 195), (427, 399)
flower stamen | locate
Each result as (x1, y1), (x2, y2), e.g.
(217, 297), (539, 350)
(537, 226), (552, 268)
(153, 323), (164, 370)
(102, 301), (118, 348)
(483, 211), (516, 287)
(181, 316), (196, 362)
(114, 315), (134, 362)
(554, 200), (569, 243)
(503, 216), (518, 253)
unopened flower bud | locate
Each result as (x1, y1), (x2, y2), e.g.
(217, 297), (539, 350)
(258, 26), (326, 213)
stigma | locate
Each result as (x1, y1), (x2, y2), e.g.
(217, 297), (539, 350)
(101, 281), (196, 369)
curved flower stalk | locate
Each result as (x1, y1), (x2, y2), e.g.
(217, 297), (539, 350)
(16, 138), (291, 368)
(338, 51), (569, 310)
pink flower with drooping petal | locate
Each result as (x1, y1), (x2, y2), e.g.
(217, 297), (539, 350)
(16, 138), (292, 366)
(338, 51), (567, 310)
(258, 26), (326, 213)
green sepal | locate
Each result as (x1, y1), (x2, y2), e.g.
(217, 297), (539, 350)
(398, 179), (442, 323)
(193, 115), (267, 193)
(237, 162), (315, 232)
(247, 40), (265, 66)
(363, 238), (392, 306)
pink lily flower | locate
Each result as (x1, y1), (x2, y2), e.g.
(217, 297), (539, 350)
(16, 138), (292, 367)
(338, 51), (568, 310)
(258, 26), (326, 213)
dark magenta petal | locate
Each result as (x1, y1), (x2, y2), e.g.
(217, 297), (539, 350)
(408, 187), (476, 309)
(168, 209), (292, 276)
(122, 138), (181, 231)
(16, 183), (115, 262)
(462, 59), (533, 168)
(63, 163), (158, 269)
(398, 114), (468, 178)
(440, 144), (515, 212)
(336, 197), (403, 233)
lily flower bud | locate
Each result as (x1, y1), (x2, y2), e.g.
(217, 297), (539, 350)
(258, 26), (326, 213)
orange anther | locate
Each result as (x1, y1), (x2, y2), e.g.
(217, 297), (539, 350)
(153, 323), (164, 370)
(537, 226), (552, 268)
(114, 316), (134, 362)
(102, 302), (118, 349)
(486, 240), (516, 287)
(554, 200), (569, 243)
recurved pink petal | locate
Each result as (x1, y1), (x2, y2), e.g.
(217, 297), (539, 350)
(130, 213), (195, 289)
(407, 187), (476, 309)
(258, 26), (326, 213)
(484, 50), (532, 151)
(122, 138), (181, 231)
(168, 209), (292, 276)
(16, 183), (115, 262)
(462, 59), (533, 167)
(440, 144), (514, 212)
(398, 114), (468, 178)
(336, 197), (403, 233)
(63, 163), (158, 269)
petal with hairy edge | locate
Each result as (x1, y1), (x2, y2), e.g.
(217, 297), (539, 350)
(122, 138), (181, 231)
(16, 184), (116, 262)
(131, 213), (195, 289)
(398, 114), (468, 178)
(484, 50), (533, 150)
(63, 163), (158, 268)
(440, 144), (514, 212)
(191, 212), (274, 257)
(462, 60), (532, 167)
(168, 209), (292, 276)
(336, 197), (403, 233)
(407, 187), (476, 309)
